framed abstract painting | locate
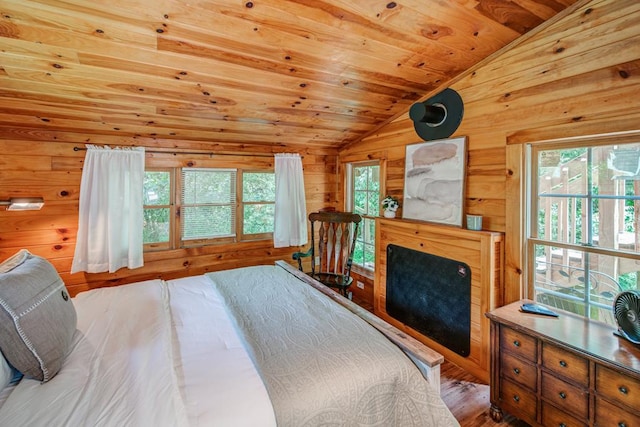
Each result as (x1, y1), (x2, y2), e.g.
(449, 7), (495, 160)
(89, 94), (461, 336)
(402, 136), (467, 227)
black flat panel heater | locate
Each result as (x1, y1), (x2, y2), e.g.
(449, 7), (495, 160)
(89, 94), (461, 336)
(385, 244), (471, 357)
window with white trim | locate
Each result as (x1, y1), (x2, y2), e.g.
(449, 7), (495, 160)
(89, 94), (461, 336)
(346, 161), (380, 273)
(527, 140), (640, 325)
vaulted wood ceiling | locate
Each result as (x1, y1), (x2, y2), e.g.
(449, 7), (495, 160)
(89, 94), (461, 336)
(0, 0), (579, 150)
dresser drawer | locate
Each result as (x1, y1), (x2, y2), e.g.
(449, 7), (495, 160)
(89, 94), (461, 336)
(541, 371), (588, 419)
(594, 396), (640, 427)
(501, 351), (537, 391)
(541, 401), (587, 427)
(500, 326), (537, 362)
(595, 364), (640, 409)
(542, 342), (589, 387)
(499, 378), (537, 424)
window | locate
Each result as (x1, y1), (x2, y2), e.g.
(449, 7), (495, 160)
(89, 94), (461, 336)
(143, 170), (174, 250)
(182, 168), (236, 243)
(241, 172), (275, 238)
(347, 162), (380, 273)
(527, 140), (640, 326)
(143, 168), (274, 250)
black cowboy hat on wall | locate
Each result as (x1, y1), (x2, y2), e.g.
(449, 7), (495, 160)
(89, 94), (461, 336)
(409, 88), (464, 142)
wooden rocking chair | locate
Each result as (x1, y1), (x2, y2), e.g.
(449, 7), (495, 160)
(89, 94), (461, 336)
(292, 211), (362, 298)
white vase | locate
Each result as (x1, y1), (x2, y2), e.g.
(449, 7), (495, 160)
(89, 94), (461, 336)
(383, 210), (396, 218)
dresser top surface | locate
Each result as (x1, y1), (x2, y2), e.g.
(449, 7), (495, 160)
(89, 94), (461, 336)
(487, 300), (640, 374)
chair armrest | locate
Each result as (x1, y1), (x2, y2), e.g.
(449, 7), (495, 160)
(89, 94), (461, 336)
(292, 248), (312, 271)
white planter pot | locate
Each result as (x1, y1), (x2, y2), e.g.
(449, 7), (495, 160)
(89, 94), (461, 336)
(383, 210), (396, 218)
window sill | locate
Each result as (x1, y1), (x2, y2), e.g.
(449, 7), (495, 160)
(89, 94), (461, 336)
(352, 265), (374, 280)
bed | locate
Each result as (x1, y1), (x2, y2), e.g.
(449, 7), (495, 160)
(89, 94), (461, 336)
(0, 251), (459, 426)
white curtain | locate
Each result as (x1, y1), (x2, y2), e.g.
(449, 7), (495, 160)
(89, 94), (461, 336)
(71, 145), (145, 273)
(274, 153), (307, 248)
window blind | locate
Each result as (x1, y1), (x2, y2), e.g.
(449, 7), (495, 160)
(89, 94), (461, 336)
(181, 168), (236, 239)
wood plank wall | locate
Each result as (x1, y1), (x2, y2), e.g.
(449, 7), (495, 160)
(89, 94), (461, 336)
(340, 0), (640, 304)
(1, 0), (638, 308)
(0, 131), (337, 296)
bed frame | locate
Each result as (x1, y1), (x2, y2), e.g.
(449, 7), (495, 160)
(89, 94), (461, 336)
(276, 260), (445, 389)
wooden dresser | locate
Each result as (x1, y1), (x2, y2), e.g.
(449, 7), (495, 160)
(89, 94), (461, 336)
(486, 301), (640, 427)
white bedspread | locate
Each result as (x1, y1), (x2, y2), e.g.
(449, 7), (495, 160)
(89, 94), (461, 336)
(167, 275), (276, 426)
(0, 279), (189, 426)
(0, 277), (276, 427)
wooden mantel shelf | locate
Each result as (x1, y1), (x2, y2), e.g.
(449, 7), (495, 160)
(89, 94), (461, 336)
(374, 218), (504, 383)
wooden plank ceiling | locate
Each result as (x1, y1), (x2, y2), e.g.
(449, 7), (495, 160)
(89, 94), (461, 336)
(0, 0), (579, 150)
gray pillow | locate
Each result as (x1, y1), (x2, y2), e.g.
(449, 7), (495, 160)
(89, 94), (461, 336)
(0, 250), (77, 382)
(0, 352), (12, 389)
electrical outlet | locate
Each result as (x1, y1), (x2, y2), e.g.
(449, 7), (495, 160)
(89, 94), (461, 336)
(315, 256), (320, 264)
(356, 281), (365, 289)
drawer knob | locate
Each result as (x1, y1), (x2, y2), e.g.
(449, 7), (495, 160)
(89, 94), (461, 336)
(513, 340), (521, 347)
(559, 360), (567, 367)
(619, 385), (628, 395)
(559, 391), (566, 399)
(513, 395), (520, 402)
(560, 423), (566, 427)
(513, 368), (520, 375)
(618, 423), (626, 427)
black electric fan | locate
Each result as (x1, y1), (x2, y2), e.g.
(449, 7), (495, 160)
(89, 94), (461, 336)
(613, 290), (640, 344)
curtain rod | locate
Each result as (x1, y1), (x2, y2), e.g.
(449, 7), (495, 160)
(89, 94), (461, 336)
(72, 146), (282, 158)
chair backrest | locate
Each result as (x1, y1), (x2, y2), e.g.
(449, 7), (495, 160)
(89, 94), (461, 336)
(308, 211), (362, 278)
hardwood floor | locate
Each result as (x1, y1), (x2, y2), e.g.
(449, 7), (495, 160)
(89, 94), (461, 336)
(440, 359), (529, 427)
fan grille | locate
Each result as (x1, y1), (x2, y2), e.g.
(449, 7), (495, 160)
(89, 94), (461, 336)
(613, 290), (640, 344)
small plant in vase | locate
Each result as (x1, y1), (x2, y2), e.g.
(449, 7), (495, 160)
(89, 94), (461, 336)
(382, 196), (399, 218)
